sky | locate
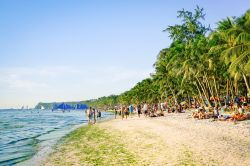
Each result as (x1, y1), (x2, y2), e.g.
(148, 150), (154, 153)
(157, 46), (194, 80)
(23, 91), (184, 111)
(0, 0), (249, 108)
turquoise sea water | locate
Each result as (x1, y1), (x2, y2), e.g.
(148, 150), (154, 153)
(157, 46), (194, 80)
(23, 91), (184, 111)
(0, 109), (113, 166)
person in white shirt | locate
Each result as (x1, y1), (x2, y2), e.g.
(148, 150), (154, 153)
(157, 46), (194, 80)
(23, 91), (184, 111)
(143, 103), (148, 117)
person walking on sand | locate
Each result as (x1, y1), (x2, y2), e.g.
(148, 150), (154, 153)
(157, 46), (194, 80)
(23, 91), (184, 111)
(137, 104), (142, 118)
(121, 106), (125, 120)
(93, 108), (97, 124)
(97, 109), (101, 119)
(125, 106), (129, 119)
(129, 104), (133, 115)
(143, 103), (148, 117)
(114, 107), (118, 119)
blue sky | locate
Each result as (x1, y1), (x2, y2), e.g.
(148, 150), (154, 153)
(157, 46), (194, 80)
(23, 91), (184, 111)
(0, 0), (249, 108)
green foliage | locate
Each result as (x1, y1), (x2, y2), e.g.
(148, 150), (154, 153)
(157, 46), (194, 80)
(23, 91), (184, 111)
(118, 7), (250, 105)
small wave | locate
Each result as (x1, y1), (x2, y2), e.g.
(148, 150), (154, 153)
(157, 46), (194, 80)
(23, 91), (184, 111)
(0, 110), (113, 165)
(0, 151), (34, 166)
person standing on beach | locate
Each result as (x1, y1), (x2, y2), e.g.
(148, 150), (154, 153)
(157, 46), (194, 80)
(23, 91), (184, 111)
(93, 108), (97, 124)
(143, 103), (148, 117)
(114, 107), (118, 119)
(86, 107), (92, 124)
(97, 109), (102, 119)
(129, 104), (133, 115)
(125, 106), (129, 119)
(137, 104), (142, 118)
(121, 106), (125, 120)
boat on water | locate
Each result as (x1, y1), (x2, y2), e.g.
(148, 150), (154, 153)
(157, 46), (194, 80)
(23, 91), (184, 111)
(52, 103), (88, 112)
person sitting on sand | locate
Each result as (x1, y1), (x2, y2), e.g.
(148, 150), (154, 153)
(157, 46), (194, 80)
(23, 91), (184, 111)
(238, 105), (244, 114)
(213, 105), (220, 119)
(192, 107), (210, 120)
(192, 110), (199, 119)
(198, 107), (206, 119)
(156, 108), (164, 116)
(218, 114), (231, 121)
(234, 95), (240, 108)
(229, 111), (250, 121)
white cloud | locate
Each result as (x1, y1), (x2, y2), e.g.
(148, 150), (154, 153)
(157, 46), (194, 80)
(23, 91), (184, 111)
(0, 66), (83, 89)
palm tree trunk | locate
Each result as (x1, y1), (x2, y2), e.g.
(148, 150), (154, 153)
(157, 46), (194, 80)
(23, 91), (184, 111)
(229, 80), (234, 103)
(187, 94), (191, 108)
(194, 82), (206, 106)
(196, 77), (211, 107)
(213, 76), (221, 106)
(242, 73), (250, 96)
(234, 80), (238, 96)
(226, 79), (229, 97)
(205, 74), (217, 106)
(168, 85), (177, 103)
(205, 74), (213, 97)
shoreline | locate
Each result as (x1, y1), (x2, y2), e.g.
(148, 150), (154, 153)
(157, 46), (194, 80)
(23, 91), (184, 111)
(42, 111), (250, 166)
(17, 112), (114, 166)
(18, 123), (85, 166)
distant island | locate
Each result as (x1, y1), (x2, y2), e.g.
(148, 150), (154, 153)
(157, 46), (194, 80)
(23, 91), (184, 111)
(35, 94), (119, 110)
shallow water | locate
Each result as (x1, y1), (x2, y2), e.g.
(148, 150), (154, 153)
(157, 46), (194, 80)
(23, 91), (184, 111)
(0, 109), (113, 166)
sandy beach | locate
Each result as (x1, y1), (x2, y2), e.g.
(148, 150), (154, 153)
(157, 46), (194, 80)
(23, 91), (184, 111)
(43, 112), (250, 166)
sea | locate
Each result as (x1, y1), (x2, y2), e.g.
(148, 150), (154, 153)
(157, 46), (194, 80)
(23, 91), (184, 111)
(0, 109), (114, 166)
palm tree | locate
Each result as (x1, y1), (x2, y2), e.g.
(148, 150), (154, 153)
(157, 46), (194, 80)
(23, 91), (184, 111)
(210, 10), (250, 96)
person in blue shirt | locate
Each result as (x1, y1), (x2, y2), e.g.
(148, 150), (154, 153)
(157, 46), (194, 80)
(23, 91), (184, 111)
(129, 104), (133, 114)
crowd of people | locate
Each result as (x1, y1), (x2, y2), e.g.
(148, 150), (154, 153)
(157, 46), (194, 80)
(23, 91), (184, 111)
(86, 95), (250, 123)
(114, 103), (176, 120)
(192, 95), (250, 121)
(192, 104), (250, 121)
(85, 107), (102, 124)
(112, 95), (250, 122)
